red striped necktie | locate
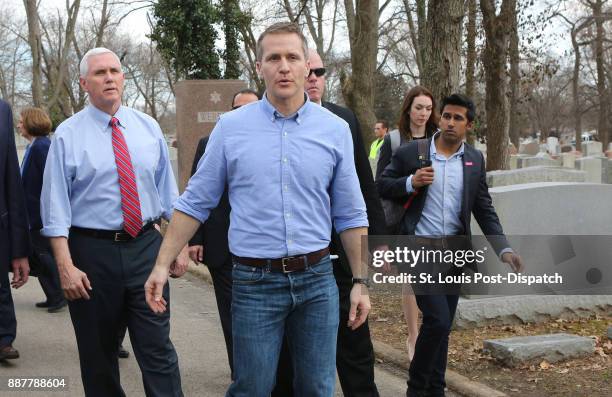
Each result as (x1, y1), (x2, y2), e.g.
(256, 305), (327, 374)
(110, 117), (142, 237)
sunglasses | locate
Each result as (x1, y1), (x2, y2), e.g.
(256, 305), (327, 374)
(308, 68), (326, 78)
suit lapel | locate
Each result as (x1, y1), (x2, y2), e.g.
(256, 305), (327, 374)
(461, 146), (477, 223)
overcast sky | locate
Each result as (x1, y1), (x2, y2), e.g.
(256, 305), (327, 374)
(5, 0), (152, 41)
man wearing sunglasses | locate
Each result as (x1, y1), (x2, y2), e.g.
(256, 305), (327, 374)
(273, 49), (386, 397)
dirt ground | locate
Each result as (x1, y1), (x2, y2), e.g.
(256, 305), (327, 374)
(369, 286), (612, 397)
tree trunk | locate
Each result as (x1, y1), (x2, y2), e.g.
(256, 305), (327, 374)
(480, 0), (516, 171)
(222, 0), (241, 79)
(23, 0), (44, 107)
(421, 0), (464, 104)
(416, 0), (426, 70)
(465, 0), (477, 144)
(95, 0), (109, 48)
(571, 28), (582, 150)
(46, 0), (81, 112)
(341, 0), (379, 146)
(508, 2), (520, 150)
(403, 0), (423, 75)
(236, 9), (263, 92)
(592, 0), (609, 150)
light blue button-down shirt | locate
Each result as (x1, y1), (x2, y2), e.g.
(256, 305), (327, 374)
(174, 94), (368, 258)
(406, 133), (464, 236)
(41, 105), (178, 237)
(405, 134), (513, 257)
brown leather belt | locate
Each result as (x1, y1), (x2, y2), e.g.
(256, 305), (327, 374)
(232, 247), (330, 273)
(413, 237), (449, 249)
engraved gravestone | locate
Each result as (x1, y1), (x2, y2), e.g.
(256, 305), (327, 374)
(175, 80), (247, 191)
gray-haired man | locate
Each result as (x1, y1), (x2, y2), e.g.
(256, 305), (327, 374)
(42, 47), (185, 397)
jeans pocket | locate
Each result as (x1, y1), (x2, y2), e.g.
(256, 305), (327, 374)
(307, 256), (333, 276)
(232, 263), (265, 284)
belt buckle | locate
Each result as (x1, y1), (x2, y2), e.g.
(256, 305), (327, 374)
(114, 232), (130, 242)
(281, 256), (296, 273)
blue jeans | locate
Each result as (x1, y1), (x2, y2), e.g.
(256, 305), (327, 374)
(226, 256), (339, 397)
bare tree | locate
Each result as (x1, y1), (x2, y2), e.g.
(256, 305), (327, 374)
(465, 0), (478, 144)
(555, 10), (594, 150)
(524, 62), (572, 141)
(465, 0), (477, 99)
(124, 38), (175, 121)
(23, 0), (44, 107)
(508, 0), (520, 149)
(480, 0), (517, 171)
(402, 0), (424, 75)
(585, 0), (610, 149)
(420, 0), (464, 103)
(341, 0), (379, 143)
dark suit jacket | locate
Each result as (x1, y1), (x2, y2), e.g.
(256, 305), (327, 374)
(376, 137), (509, 255)
(322, 101), (386, 279)
(188, 136), (231, 269)
(21, 136), (51, 231)
(0, 100), (30, 272)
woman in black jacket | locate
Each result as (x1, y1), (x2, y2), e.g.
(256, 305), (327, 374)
(375, 86), (438, 362)
(18, 107), (66, 313)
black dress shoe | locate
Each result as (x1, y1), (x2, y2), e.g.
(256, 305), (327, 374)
(118, 345), (130, 359)
(47, 300), (68, 313)
(0, 345), (20, 360)
(35, 301), (50, 308)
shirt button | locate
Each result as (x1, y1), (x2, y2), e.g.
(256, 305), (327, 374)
(283, 158), (287, 163)
(285, 212), (291, 218)
(283, 132), (287, 137)
(288, 240), (293, 245)
(284, 185), (288, 190)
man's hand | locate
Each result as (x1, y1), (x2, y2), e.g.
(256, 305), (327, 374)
(348, 283), (371, 330)
(10, 257), (29, 289)
(145, 265), (169, 313)
(169, 246), (190, 278)
(188, 245), (204, 264)
(502, 252), (525, 273)
(411, 166), (434, 189)
(59, 263), (92, 300)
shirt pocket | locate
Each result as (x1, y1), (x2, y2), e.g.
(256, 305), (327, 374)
(131, 140), (161, 175)
(294, 148), (335, 190)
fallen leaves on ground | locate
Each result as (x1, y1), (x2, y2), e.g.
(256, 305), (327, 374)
(368, 286), (612, 397)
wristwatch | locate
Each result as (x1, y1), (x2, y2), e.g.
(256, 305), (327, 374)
(352, 277), (370, 288)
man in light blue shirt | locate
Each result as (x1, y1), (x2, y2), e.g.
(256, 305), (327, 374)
(41, 47), (185, 397)
(145, 23), (370, 397)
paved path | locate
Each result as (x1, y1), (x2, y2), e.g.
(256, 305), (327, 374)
(2, 273), (413, 396)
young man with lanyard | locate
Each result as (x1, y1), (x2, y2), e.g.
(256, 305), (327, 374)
(377, 94), (524, 397)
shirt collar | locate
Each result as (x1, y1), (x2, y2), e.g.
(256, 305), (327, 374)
(431, 130), (465, 159)
(87, 104), (127, 132)
(260, 92), (310, 124)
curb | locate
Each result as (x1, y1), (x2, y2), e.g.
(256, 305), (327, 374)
(372, 340), (508, 397)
